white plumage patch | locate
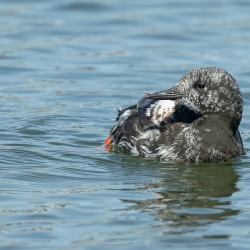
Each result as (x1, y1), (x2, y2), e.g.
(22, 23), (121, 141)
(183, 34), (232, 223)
(145, 100), (175, 126)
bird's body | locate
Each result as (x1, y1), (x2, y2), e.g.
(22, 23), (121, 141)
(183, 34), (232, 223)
(105, 67), (244, 162)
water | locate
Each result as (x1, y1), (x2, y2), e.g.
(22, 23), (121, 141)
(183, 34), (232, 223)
(0, 0), (250, 249)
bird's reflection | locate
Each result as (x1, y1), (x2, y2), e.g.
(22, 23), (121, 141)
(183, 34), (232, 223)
(121, 161), (240, 227)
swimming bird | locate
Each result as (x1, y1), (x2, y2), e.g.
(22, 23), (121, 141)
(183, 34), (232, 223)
(104, 67), (244, 162)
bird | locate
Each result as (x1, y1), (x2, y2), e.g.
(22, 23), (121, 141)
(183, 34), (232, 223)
(104, 67), (244, 162)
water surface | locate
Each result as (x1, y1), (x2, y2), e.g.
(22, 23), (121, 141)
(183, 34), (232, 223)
(0, 0), (250, 249)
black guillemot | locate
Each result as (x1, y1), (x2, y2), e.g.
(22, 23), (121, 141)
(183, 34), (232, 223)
(104, 67), (244, 162)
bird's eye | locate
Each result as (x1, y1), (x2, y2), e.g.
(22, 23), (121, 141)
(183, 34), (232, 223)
(197, 82), (206, 89)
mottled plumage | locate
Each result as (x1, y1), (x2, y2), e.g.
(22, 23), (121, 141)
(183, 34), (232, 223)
(106, 67), (244, 162)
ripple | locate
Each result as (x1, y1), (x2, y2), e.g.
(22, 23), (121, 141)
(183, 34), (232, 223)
(58, 2), (112, 12)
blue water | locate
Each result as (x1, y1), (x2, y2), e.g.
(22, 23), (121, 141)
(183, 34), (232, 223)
(0, 0), (250, 249)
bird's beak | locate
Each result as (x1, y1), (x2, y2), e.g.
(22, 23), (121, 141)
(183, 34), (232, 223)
(146, 88), (183, 100)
